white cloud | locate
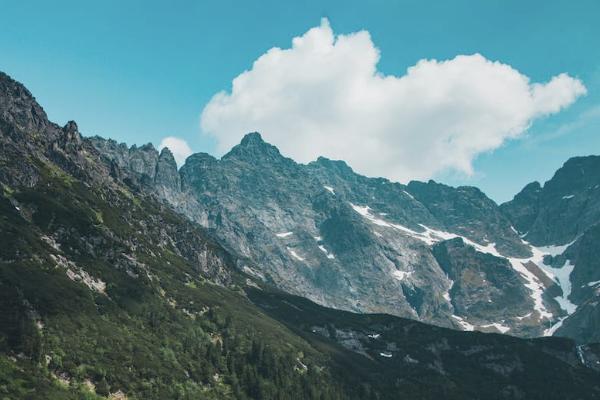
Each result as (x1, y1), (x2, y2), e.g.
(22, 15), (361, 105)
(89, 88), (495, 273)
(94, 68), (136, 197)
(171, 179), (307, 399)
(200, 18), (586, 182)
(159, 136), (192, 167)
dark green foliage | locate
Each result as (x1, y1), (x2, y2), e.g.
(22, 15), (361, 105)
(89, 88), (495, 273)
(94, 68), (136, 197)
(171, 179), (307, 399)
(0, 355), (104, 400)
(248, 288), (600, 400)
(0, 167), (350, 399)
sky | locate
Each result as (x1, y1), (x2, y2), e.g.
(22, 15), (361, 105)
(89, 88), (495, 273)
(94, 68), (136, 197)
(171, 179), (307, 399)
(1, 0), (599, 202)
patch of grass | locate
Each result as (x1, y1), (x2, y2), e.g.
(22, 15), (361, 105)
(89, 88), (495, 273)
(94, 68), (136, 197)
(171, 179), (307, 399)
(1, 183), (14, 197)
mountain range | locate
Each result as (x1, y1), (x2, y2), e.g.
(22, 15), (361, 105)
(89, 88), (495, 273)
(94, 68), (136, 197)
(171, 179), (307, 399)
(91, 117), (600, 344)
(2, 70), (600, 399)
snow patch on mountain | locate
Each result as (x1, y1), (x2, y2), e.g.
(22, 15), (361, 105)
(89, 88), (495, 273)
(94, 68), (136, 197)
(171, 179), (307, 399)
(541, 260), (577, 314)
(504, 241), (578, 332)
(504, 256), (552, 320)
(392, 270), (412, 281)
(287, 247), (305, 261)
(443, 291), (452, 303)
(480, 322), (511, 334)
(500, 242), (574, 323)
(544, 318), (567, 336)
(451, 315), (475, 331)
(350, 201), (583, 329)
(350, 204), (394, 227)
(318, 245), (335, 259)
(535, 241), (575, 257)
(243, 265), (266, 281)
(350, 203), (506, 256)
(516, 312), (532, 320)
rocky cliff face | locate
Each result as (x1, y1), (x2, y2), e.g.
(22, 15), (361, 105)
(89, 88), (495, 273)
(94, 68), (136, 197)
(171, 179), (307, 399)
(431, 238), (543, 336)
(0, 72), (234, 289)
(407, 181), (530, 257)
(90, 129), (592, 339)
(502, 156), (600, 246)
(500, 157), (600, 343)
(500, 181), (542, 234)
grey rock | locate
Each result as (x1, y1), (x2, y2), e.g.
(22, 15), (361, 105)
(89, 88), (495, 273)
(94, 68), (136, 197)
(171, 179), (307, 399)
(112, 131), (558, 337)
(499, 182), (541, 234)
(502, 156), (600, 246)
(408, 180), (531, 257)
(502, 157), (600, 342)
(155, 147), (180, 193)
(432, 238), (540, 336)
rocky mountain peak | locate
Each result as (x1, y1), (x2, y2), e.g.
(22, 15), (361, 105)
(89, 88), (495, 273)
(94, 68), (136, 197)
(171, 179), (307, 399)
(0, 72), (50, 139)
(182, 152), (217, 167)
(0, 72), (35, 104)
(155, 146), (180, 192)
(158, 146), (175, 160)
(61, 120), (82, 145)
(545, 155), (600, 195)
(240, 131), (265, 145)
(222, 131), (284, 163)
(131, 142), (156, 152)
(517, 181), (542, 197)
(500, 181), (541, 234)
(128, 143), (159, 179)
(63, 120), (78, 132)
(179, 153), (217, 186)
(312, 156), (355, 177)
(502, 155), (600, 246)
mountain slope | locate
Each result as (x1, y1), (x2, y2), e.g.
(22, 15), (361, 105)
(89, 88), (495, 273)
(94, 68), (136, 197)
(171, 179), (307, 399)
(248, 288), (600, 400)
(0, 71), (353, 399)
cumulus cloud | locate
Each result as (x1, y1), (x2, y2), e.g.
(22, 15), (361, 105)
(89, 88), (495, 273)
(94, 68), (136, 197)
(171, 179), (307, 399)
(200, 18), (586, 181)
(159, 136), (192, 167)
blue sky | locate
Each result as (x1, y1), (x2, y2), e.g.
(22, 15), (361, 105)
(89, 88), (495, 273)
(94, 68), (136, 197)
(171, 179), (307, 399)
(1, 0), (599, 202)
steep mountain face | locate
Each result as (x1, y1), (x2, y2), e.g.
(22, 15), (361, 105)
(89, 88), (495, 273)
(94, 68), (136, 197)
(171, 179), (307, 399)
(431, 239), (541, 337)
(406, 181), (531, 257)
(500, 182), (542, 234)
(4, 71), (600, 399)
(541, 224), (600, 343)
(91, 129), (585, 339)
(88, 136), (181, 193)
(502, 156), (600, 246)
(501, 157), (600, 343)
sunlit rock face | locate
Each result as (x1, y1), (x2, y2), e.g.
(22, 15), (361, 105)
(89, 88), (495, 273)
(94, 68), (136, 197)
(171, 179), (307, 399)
(90, 125), (600, 339)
